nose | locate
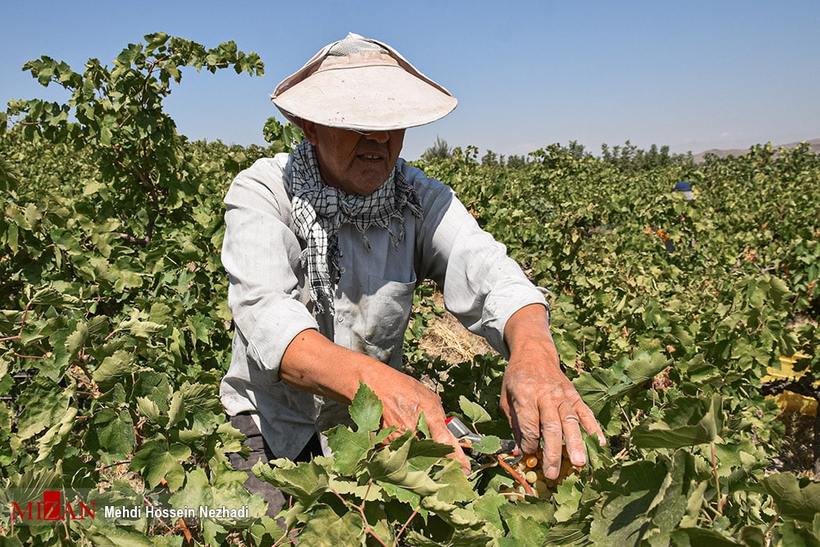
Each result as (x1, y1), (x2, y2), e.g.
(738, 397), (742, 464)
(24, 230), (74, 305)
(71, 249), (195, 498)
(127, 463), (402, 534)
(363, 131), (390, 144)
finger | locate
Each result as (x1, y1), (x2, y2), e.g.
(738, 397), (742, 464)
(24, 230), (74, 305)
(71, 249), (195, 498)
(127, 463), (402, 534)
(575, 400), (607, 447)
(428, 418), (471, 474)
(511, 402), (541, 456)
(384, 428), (403, 445)
(508, 403), (522, 450)
(559, 402), (586, 467)
(539, 401), (563, 480)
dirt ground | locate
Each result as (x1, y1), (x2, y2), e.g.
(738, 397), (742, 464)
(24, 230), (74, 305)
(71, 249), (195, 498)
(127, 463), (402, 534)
(416, 292), (493, 362)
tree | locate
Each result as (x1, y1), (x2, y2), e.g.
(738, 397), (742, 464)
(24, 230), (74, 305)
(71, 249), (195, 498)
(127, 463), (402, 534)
(481, 149), (499, 166)
(420, 136), (451, 162)
(6, 32), (263, 247)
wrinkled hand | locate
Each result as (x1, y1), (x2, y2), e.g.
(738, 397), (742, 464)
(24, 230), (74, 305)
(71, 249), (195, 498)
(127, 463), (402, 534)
(500, 339), (606, 481)
(360, 365), (471, 474)
(279, 329), (471, 473)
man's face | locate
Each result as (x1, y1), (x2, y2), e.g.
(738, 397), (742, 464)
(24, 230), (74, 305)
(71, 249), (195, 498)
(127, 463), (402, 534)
(302, 121), (405, 196)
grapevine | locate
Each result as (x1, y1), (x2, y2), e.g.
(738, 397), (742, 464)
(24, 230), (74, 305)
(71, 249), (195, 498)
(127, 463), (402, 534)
(0, 33), (818, 546)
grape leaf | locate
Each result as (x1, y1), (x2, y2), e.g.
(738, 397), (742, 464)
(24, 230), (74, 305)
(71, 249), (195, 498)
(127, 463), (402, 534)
(349, 382), (382, 432)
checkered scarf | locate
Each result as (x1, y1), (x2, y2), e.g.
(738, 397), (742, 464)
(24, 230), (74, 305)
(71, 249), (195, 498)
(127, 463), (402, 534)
(288, 140), (423, 317)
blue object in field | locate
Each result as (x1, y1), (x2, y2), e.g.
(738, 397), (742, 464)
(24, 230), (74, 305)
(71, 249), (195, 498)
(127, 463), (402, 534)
(673, 180), (694, 200)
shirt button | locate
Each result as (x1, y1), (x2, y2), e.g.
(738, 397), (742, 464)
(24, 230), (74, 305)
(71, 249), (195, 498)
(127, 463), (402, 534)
(337, 315), (344, 324)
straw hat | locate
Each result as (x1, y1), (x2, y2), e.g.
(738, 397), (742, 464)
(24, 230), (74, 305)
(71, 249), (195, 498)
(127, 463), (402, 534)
(271, 33), (457, 132)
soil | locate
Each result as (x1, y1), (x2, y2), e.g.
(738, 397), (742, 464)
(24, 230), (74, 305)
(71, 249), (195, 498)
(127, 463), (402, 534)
(417, 292), (494, 362)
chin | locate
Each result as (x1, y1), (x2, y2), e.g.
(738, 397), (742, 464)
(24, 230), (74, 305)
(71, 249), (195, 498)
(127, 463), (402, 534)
(350, 182), (383, 196)
(350, 171), (390, 194)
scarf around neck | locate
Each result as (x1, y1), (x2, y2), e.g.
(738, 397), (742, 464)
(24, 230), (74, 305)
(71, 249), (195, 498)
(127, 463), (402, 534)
(287, 140), (423, 317)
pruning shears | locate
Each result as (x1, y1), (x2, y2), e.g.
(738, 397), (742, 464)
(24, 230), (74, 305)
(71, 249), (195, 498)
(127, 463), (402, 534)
(445, 415), (521, 465)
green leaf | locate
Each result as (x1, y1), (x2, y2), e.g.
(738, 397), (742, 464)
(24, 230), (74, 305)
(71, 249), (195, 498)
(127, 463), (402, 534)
(7, 223), (18, 254)
(87, 315), (110, 337)
(433, 460), (476, 503)
(298, 506), (364, 546)
(65, 321), (88, 357)
(99, 125), (113, 146)
(471, 434), (502, 454)
(136, 396), (162, 422)
(589, 460), (670, 545)
(92, 350), (135, 386)
(763, 473), (820, 523)
(499, 503), (552, 547)
(35, 406), (77, 462)
(367, 436), (441, 496)
(470, 491), (507, 531)
(84, 523), (153, 546)
(553, 474), (583, 523)
(90, 409), (135, 458)
(632, 395), (723, 449)
(379, 481), (422, 508)
(130, 439), (190, 491)
(252, 459), (329, 505)
(406, 438), (453, 471)
(738, 526), (766, 547)
(169, 467), (211, 509)
(328, 477), (383, 501)
(574, 352), (668, 413)
(121, 312), (164, 338)
(540, 523), (589, 545)
(416, 409), (431, 438)
(669, 527), (743, 546)
(166, 390), (185, 428)
(459, 395), (491, 424)
(775, 520), (820, 547)
(349, 382), (382, 432)
(623, 351), (669, 383)
(326, 425), (373, 475)
(652, 450), (692, 535)
(17, 383), (71, 441)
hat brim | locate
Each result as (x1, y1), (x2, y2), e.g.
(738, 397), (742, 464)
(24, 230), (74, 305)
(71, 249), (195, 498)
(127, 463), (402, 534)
(271, 64), (457, 132)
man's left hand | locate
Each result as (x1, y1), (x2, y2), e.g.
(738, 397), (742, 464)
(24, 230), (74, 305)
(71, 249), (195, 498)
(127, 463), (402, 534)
(500, 304), (606, 481)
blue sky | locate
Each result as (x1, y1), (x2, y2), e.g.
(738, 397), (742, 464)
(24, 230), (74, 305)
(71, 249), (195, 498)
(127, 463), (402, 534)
(1, 1), (818, 159)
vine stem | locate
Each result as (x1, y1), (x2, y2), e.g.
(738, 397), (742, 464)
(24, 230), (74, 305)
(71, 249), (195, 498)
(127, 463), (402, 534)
(176, 518), (193, 543)
(395, 509), (419, 542)
(360, 481), (373, 509)
(330, 489), (388, 547)
(496, 455), (534, 495)
(764, 514), (780, 540)
(272, 527), (294, 547)
(13, 353), (46, 360)
(469, 461), (498, 478)
(1, 298), (33, 344)
(710, 443), (723, 515)
(618, 402), (635, 431)
(98, 460), (132, 471)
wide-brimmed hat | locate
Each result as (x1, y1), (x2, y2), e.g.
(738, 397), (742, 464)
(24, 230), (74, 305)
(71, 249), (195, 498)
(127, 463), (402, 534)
(271, 33), (457, 132)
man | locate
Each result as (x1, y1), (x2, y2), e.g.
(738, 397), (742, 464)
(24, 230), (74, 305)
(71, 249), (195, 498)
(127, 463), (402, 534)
(220, 33), (605, 515)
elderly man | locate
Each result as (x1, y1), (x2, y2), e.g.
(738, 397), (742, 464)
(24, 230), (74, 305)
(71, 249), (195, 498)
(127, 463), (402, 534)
(220, 33), (605, 515)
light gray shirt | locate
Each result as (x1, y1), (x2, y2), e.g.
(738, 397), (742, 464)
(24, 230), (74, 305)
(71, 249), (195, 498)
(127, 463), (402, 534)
(219, 154), (550, 459)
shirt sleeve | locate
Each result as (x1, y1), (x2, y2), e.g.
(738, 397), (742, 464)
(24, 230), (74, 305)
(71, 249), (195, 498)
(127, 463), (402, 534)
(221, 162), (320, 381)
(414, 172), (551, 360)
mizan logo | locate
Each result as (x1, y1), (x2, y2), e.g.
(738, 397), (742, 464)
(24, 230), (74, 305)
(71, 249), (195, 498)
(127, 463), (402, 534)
(10, 490), (96, 524)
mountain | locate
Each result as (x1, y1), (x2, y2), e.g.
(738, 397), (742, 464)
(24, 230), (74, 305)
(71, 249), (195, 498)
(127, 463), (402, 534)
(693, 138), (820, 163)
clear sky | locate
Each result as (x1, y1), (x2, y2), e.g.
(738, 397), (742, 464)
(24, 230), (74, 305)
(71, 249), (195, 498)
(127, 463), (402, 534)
(1, 1), (818, 160)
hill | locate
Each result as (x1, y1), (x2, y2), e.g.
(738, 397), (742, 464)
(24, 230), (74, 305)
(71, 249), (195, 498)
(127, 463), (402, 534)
(693, 137), (820, 162)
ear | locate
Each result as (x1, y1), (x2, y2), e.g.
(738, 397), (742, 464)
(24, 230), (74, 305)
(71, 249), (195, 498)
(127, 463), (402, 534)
(301, 120), (319, 145)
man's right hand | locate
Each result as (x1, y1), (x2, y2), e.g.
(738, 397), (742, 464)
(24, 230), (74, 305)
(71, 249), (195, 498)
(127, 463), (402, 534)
(281, 328), (471, 473)
(358, 365), (471, 473)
